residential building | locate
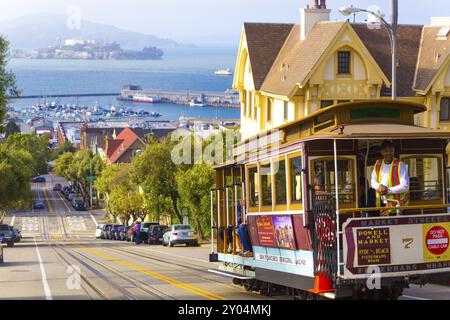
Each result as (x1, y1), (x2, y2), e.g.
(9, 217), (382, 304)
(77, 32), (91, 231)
(234, 0), (450, 144)
(100, 127), (146, 164)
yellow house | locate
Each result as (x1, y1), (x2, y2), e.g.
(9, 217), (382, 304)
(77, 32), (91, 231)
(233, 0), (450, 141)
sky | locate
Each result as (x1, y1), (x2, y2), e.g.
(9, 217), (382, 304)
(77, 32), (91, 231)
(0, 0), (448, 44)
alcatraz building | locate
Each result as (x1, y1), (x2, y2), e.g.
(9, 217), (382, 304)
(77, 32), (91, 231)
(234, 0), (450, 143)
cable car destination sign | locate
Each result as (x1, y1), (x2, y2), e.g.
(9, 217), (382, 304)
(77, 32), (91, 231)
(343, 214), (450, 278)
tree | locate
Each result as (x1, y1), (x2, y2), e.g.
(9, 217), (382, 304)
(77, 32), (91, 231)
(51, 141), (76, 160)
(3, 133), (51, 176)
(0, 36), (20, 129)
(96, 163), (147, 223)
(54, 152), (75, 179)
(130, 136), (183, 223)
(4, 120), (20, 138)
(177, 164), (215, 239)
(0, 144), (34, 215)
(54, 150), (104, 205)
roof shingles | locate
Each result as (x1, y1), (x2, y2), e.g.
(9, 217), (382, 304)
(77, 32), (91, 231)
(261, 22), (345, 96)
(108, 127), (143, 163)
(244, 23), (294, 90)
(414, 26), (450, 91)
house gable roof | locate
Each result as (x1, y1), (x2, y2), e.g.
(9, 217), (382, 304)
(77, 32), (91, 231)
(414, 26), (450, 93)
(243, 22), (294, 90)
(108, 127), (144, 163)
(352, 23), (423, 97)
(260, 21), (346, 96)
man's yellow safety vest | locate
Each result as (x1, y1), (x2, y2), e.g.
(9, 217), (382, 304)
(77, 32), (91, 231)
(374, 158), (410, 210)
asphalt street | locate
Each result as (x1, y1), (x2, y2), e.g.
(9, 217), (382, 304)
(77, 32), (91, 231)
(0, 174), (449, 300)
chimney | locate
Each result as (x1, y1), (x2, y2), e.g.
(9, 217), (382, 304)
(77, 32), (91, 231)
(300, 0), (331, 40)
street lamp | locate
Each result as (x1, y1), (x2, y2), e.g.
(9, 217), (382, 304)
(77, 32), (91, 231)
(339, 0), (398, 100)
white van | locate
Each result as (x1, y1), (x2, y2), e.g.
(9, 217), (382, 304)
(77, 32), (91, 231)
(95, 224), (105, 239)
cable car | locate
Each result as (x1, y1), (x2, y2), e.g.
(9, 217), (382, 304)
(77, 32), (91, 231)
(208, 100), (450, 300)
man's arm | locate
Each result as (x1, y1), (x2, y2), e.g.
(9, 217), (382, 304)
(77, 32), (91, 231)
(371, 167), (381, 191)
(389, 163), (409, 194)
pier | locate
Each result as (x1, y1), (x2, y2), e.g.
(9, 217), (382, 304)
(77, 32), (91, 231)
(119, 87), (240, 108)
(10, 88), (241, 108)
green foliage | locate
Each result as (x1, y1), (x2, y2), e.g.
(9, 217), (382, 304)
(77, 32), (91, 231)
(0, 144), (33, 212)
(0, 36), (20, 129)
(96, 163), (147, 223)
(130, 136), (183, 222)
(3, 133), (51, 176)
(51, 141), (76, 160)
(54, 150), (105, 203)
(176, 164), (215, 238)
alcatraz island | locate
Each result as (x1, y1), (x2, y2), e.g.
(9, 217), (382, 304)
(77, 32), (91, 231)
(12, 39), (164, 60)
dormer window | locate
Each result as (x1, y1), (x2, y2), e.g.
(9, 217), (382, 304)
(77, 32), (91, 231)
(337, 51), (351, 74)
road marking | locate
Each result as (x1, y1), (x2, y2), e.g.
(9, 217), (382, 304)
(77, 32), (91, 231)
(34, 238), (53, 300)
(401, 295), (431, 300)
(10, 216), (15, 227)
(138, 248), (207, 264)
(78, 245), (226, 300)
(43, 188), (54, 213)
(89, 214), (98, 227)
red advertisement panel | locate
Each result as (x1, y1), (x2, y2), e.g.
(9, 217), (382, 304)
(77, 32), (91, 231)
(255, 216), (276, 247)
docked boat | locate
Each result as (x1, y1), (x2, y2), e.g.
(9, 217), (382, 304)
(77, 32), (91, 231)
(130, 93), (161, 104)
(189, 99), (204, 107)
(214, 68), (233, 76)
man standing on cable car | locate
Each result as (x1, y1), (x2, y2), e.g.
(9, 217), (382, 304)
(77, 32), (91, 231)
(371, 140), (410, 216)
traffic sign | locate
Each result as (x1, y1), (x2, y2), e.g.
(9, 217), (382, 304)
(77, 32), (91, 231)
(426, 226), (449, 256)
(86, 176), (96, 181)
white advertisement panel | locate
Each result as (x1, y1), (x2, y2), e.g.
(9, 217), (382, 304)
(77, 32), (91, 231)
(342, 214), (450, 279)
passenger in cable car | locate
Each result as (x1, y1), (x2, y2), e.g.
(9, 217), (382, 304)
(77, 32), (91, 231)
(236, 202), (253, 257)
(370, 140), (410, 216)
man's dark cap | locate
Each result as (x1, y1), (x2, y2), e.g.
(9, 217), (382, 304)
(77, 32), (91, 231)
(380, 140), (395, 150)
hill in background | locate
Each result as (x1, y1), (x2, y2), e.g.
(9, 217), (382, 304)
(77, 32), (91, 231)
(0, 13), (195, 50)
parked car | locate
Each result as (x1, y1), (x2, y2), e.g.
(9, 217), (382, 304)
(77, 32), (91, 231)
(162, 224), (198, 247)
(9, 227), (21, 243)
(0, 224), (14, 247)
(53, 183), (62, 191)
(73, 200), (86, 211)
(110, 225), (124, 240)
(96, 224), (105, 239)
(140, 222), (159, 243)
(147, 225), (168, 244)
(71, 196), (83, 207)
(33, 200), (45, 210)
(100, 224), (113, 239)
(32, 176), (46, 183)
(118, 226), (130, 241)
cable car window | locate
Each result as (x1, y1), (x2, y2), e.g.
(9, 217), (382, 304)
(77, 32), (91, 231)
(248, 166), (259, 207)
(261, 163), (272, 206)
(312, 158), (354, 204)
(402, 156), (442, 201)
(289, 156), (302, 204)
(274, 160), (287, 205)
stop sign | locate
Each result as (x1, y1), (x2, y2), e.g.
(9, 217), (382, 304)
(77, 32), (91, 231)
(425, 226), (449, 255)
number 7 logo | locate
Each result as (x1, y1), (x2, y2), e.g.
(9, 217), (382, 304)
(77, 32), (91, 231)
(402, 238), (413, 249)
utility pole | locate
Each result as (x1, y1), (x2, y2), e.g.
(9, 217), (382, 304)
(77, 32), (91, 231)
(391, 0), (398, 100)
(90, 157), (93, 209)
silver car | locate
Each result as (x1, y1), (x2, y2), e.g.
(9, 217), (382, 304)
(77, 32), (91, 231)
(162, 224), (198, 247)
